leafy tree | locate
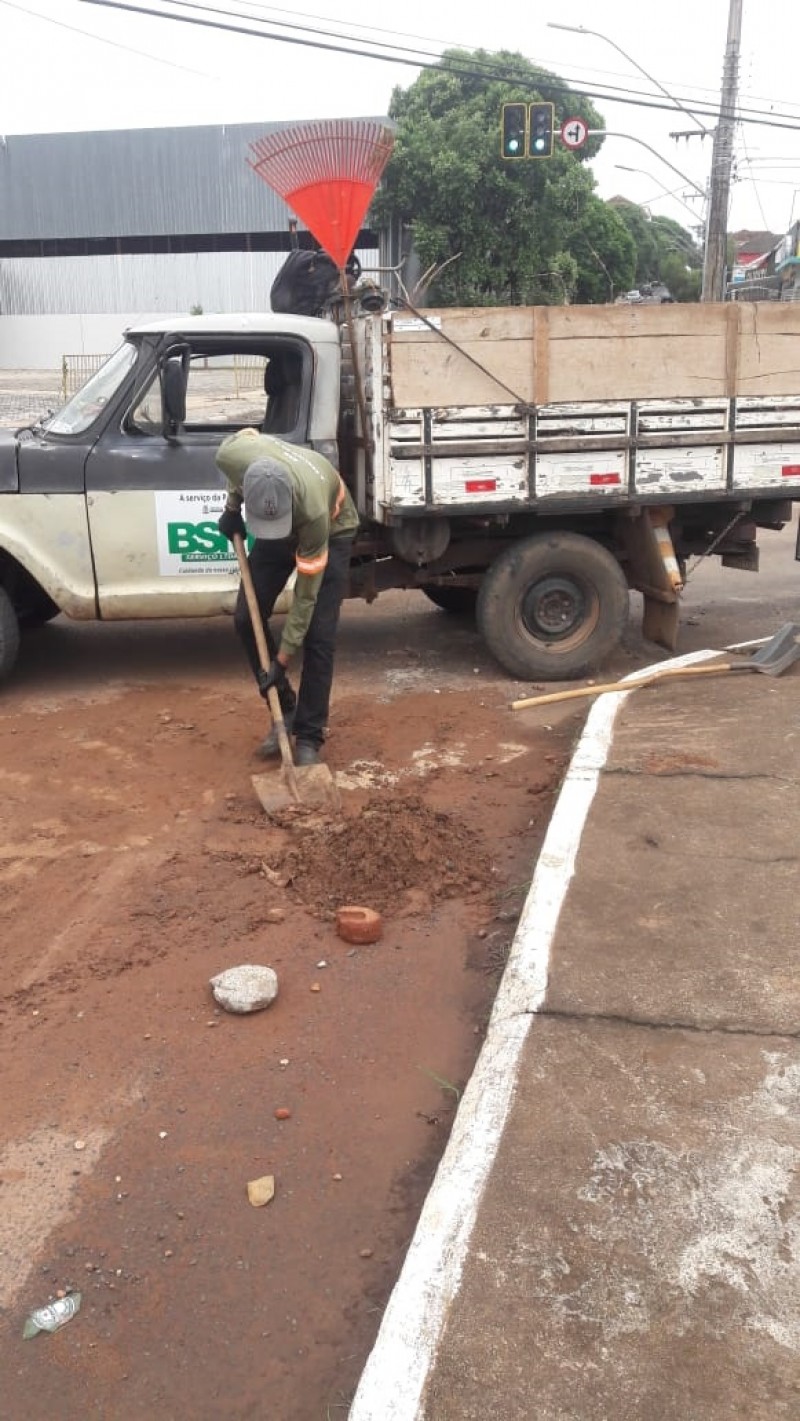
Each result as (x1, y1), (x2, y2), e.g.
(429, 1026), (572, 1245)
(608, 200), (660, 285)
(372, 48), (606, 306)
(566, 197), (637, 303)
(651, 214), (703, 267)
(651, 215), (703, 300)
(658, 251), (702, 302)
(611, 201), (702, 299)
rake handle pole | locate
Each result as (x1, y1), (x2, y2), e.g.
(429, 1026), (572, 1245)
(340, 268), (373, 484)
(510, 661), (738, 711)
(232, 533), (300, 801)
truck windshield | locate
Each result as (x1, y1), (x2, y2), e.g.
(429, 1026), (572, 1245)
(46, 342), (138, 436)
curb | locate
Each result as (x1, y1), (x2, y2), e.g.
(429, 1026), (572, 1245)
(348, 645), (733, 1421)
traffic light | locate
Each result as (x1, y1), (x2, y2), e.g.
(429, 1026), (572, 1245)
(501, 102), (527, 160)
(528, 102), (555, 158)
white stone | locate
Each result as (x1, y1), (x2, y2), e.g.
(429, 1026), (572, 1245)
(210, 964), (279, 1014)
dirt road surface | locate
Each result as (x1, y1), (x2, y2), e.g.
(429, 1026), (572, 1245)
(1, 516), (796, 1418)
(0, 597), (575, 1420)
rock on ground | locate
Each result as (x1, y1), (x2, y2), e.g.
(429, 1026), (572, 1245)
(210, 964), (279, 1014)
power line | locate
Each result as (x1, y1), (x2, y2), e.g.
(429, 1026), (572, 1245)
(198, 0), (466, 51)
(150, 0), (800, 129)
(738, 127), (769, 231)
(0, 0), (216, 78)
(79, 0), (800, 135)
(150, 0), (464, 64)
(166, 0), (800, 119)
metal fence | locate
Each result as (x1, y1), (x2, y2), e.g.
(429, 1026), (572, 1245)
(60, 352), (266, 403)
(232, 355), (265, 396)
(726, 278), (782, 303)
(60, 353), (110, 401)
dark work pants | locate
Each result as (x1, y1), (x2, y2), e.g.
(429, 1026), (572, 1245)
(233, 535), (353, 748)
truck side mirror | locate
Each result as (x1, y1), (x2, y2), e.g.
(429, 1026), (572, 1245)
(162, 356), (187, 439)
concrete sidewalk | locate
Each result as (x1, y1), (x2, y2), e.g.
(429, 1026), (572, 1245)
(351, 659), (800, 1420)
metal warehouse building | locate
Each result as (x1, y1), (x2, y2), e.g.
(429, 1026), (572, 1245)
(0, 120), (382, 368)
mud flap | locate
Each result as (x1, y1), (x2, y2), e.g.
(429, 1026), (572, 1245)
(620, 507), (683, 653)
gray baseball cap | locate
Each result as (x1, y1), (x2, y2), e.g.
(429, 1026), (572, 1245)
(243, 458), (293, 539)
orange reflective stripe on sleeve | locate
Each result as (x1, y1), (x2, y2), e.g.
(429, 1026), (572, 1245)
(295, 549), (329, 576)
(333, 477), (346, 520)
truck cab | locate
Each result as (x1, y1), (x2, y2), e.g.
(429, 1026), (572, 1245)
(0, 314), (341, 677)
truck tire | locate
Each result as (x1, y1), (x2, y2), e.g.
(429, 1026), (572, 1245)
(19, 587), (60, 628)
(0, 587), (21, 682)
(477, 532), (629, 680)
(421, 584), (478, 616)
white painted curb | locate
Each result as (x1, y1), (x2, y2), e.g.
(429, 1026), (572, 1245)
(348, 645), (732, 1421)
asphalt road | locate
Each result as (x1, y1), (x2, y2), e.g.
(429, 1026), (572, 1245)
(4, 515), (798, 709)
(677, 514), (799, 647)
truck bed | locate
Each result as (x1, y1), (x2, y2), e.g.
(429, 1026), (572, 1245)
(386, 302), (800, 406)
(364, 304), (800, 516)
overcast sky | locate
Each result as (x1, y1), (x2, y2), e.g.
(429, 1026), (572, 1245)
(2, 0), (799, 241)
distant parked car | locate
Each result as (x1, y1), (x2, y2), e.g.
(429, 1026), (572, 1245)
(616, 283), (674, 305)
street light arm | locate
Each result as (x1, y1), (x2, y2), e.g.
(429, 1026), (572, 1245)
(640, 187), (704, 222)
(594, 131), (706, 199)
(547, 22), (711, 136)
(615, 165), (705, 222)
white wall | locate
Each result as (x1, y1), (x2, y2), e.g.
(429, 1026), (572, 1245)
(0, 251), (278, 318)
(0, 314), (152, 369)
(0, 245), (376, 368)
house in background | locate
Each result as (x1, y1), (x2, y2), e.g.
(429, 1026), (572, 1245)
(773, 223), (800, 301)
(0, 121), (382, 369)
(726, 229), (783, 301)
(729, 229), (782, 277)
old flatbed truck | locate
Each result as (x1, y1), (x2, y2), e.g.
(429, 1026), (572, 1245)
(1, 297), (798, 683)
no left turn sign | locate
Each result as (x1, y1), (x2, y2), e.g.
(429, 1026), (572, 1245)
(561, 117), (588, 150)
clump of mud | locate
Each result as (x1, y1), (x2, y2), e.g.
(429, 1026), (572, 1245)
(274, 793), (488, 914)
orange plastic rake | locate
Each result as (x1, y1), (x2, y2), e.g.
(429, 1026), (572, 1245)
(247, 119), (395, 270)
(248, 119), (395, 474)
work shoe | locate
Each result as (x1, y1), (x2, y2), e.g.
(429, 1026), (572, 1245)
(294, 740), (321, 767)
(257, 710), (294, 759)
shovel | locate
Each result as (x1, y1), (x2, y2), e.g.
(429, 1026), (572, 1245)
(232, 533), (340, 816)
(511, 623), (800, 712)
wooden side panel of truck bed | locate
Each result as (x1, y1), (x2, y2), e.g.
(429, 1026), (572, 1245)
(387, 303), (800, 407)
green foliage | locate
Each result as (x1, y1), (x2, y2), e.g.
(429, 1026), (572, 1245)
(609, 201), (660, 284)
(567, 197), (637, 303)
(659, 252), (702, 302)
(372, 48), (606, 306)
(650, 214), (703, 268)
(372, 52), (703, 306)
(612, 201), (703, 298)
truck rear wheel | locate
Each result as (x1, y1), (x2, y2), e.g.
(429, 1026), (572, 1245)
(477, 533), (629, 680)
(421, 584), (478, 616)
(0, 587), (21, 682)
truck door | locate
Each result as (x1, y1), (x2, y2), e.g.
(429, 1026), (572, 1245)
(83, 338), (311, 619)
(12, 343), (142, 618)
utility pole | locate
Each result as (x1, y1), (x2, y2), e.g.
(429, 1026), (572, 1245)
(701, 0), (744, 302)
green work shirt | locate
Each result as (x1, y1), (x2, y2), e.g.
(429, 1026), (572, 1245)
(216, 430), (359, 659)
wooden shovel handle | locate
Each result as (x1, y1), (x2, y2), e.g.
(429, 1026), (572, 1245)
(511, 660), (734, 711)
(232, 533), (300, 800)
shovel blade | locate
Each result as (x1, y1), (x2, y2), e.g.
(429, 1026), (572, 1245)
(749, 623), (800, 676)
(251, 763), (341, 816)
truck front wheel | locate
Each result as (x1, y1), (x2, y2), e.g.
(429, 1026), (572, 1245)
(477, 533), (629, 680)
(0, 587), (21, 682)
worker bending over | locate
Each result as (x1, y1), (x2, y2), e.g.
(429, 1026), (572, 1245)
(216, 428), (358, 765)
